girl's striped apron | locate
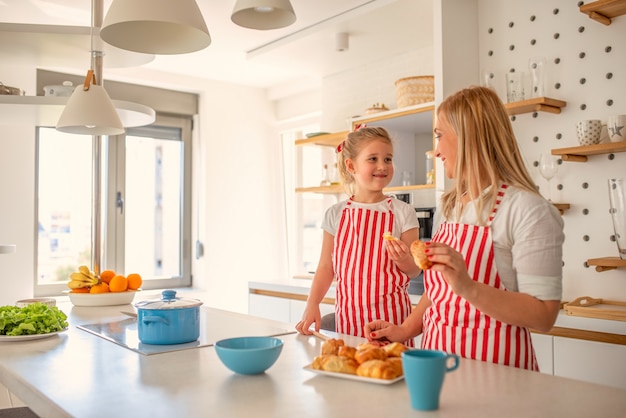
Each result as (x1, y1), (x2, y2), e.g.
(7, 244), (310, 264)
(421, 184), (538, 370)
(333, 197), (413, 345)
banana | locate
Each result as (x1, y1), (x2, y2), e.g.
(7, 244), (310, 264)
(68, 266), (100, 289)
(78, 265), (98, 281)
(70, 272), (92, 283)
(67, 280), (92, 289)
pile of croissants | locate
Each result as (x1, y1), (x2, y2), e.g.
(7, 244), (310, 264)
(311, 338), (408, 380)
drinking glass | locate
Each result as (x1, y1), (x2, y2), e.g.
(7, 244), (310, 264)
(528, 57), (547, 98)
(539, 154), (558, 201)
(608, 179), (626, 260)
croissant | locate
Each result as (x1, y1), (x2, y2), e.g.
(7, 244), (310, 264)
(321, 338), (345, 355)
(356, 359), (402, 380)
(386, 357), (404, 377)
(382, 342), (408, 357)
(354, 347), (387, 364)
(315, 354), (358, 375)
(337, 345), (357, 360)
(410, 239), (432, 270)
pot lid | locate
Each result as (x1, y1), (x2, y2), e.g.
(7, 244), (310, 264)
(134, 289), (203, 310)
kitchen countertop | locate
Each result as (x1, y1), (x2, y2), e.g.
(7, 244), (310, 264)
(0, 297), (625, 417)
(249, 280), (626, 336)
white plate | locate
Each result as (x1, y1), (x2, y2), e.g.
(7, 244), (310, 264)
(66, 290), (138, 307)
(303, 364), (404, 385)
(0, 329), (67, 342)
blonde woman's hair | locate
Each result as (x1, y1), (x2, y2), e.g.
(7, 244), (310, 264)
(336, 126), (393, 196)
(438, 86), (539, 224)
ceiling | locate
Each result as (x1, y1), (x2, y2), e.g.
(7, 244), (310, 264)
(0, 0), (433, 93)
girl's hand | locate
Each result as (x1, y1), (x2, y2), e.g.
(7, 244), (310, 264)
(384, 237), (410, 263)
(295, 305), (321, 335)
(426, 242), (475, 298)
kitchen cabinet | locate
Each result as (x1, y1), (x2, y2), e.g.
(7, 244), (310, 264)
(248, 292), (334, 325)
(531, 332), (554, 375)
(294, 103), (436, 196)
(579, 0), (626, 25)
(553, 336), (626, 389)
(350, 103), (435, 192)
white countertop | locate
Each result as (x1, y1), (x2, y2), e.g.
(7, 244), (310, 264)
(1, 298), (625, 418)
(249, 280), (626, 336)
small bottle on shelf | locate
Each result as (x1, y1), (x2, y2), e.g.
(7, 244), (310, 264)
(425, 151), (434, 185)
(330, 163), (340, 185)
(320, 164), (331, 186)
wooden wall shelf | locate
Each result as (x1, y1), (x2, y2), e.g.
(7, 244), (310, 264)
(580, 0), (626, 25)
(552, 203), (570, 215)
(295, 131), (348, 147)
(587, 257), (626, 272)
(295, 183), (435, 194)
(504, 97), (566, 115)
(551, 141), (626, 162)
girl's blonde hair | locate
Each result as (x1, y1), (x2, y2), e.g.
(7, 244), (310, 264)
(336, 126), (393, 196)
(438, 86), (539, 224)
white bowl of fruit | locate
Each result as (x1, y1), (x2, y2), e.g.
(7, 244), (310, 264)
(66, 266), (142, 307)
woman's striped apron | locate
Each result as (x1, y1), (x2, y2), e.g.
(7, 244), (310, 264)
(421, 184), (538, 370)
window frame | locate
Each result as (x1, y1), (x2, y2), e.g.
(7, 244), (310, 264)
(34, 114), (193, 296)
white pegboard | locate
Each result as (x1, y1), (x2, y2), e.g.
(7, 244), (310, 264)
(479, 0), (626, 301)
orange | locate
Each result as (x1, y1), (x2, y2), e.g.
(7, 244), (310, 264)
(72, 287), (89, 293)
(90, 282), (110, 293)
(127, 273), (143, 290)
(109, 274), (128, 292)
(100, 269), (116, 284)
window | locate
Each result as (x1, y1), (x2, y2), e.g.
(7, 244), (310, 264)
(35, 114), (192, 295)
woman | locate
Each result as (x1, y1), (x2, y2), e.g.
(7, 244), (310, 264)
(365, 86), (564, 370)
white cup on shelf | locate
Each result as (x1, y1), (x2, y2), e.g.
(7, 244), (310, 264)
(607, 114), (626, 142)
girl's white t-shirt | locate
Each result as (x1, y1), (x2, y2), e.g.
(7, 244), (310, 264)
(322, 197), (419, 239)
(434, 186), (564, 301)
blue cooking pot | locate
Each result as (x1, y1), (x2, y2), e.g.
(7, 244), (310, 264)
(134, 290), (203, 345)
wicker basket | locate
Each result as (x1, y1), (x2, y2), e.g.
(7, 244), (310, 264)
(394, 76), (434, 107)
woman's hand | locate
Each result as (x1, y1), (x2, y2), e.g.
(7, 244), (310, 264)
(295, 305), (321, 335)
(364, 320), (409, 343)
(426, 242), (475, 299)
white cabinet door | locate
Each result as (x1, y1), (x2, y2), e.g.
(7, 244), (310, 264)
(531, 333), (553, 375)
(248, 294), (290, 323)
(290, 300), (335, 326)
(553, 336), (626, 390)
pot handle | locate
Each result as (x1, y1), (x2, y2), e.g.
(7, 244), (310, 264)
(142, 315), (169, 326)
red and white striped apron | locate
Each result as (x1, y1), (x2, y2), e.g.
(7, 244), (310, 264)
(422, 184), (538, 370)
(333, 198), (413, 345)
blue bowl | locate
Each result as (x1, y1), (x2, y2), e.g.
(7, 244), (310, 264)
(214, 336), (284, 375)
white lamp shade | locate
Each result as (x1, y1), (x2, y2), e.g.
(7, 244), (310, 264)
(56, 85), (125, 136)
(231, 0), (296, 30)
(100, 0), (211, 54)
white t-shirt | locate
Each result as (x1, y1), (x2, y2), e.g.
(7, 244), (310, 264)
(322, 197), (419, 238)
(433, 186), (564, 301)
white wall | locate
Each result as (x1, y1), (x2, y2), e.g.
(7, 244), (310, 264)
(478, 0), (626, 301)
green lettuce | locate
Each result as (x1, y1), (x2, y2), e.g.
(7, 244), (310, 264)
(0, 303), (68, 336)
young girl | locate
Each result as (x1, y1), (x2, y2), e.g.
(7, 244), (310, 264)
(295, 126), (421, 344)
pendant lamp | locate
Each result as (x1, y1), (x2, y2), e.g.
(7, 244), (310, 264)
(231, 0), (296, 30)
(56, 69), (124, 136)
(100, 0), (211, 54)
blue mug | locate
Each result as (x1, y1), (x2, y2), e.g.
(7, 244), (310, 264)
(401, 349), (460, 411)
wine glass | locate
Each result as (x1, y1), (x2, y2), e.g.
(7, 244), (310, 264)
(539, 153), (559, 201)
